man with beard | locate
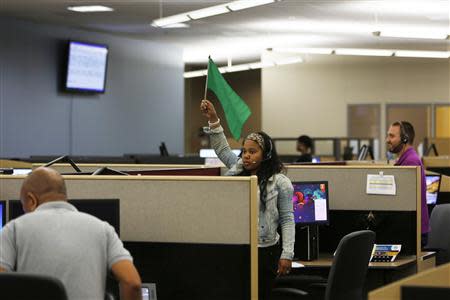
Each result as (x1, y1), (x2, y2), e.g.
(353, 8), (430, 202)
(386, 121), (429, 246)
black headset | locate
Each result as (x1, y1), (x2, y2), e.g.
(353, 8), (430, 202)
(264, 138), (273, 161)
(399, 121), (410, 144)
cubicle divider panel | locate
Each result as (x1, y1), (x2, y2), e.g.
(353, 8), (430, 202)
(0, 175), (259, 300)
(33, 163), (210, 174)
(286, 166), (419, 211)
(285, 166), (421, 259)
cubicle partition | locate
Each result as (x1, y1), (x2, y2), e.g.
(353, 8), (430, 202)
(32, 163), (212, 174)
(0, 175), (259, 300)
(285, 165), (423, 271)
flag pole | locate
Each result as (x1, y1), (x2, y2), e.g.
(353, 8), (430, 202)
(203, 56), (210, 99)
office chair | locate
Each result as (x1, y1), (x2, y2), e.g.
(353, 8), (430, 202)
(0, 273), (68, 300)
(272, 230), (375, 300)
(424, 203), (450, 265)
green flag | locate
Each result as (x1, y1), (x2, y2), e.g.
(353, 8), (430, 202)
(207, 57), (251, 140)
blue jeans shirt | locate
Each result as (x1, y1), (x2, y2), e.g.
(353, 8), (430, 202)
(206, 125), (295, 260)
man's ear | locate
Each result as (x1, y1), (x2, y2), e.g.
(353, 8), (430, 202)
(25, 192), (39, 212)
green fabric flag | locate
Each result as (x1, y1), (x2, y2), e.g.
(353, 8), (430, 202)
(207, 58), (251, 140)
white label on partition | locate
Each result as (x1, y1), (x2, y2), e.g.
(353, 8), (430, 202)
(366, 174), (396, 195)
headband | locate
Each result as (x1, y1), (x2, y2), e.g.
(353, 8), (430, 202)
(245, 133), (265, 151)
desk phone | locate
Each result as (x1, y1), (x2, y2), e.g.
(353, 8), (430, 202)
(370, 244), (402, 262)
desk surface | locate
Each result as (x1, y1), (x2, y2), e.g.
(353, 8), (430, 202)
(295, 253), (424, 270)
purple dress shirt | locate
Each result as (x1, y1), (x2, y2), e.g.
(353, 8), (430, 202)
(395, 147), (429, 234)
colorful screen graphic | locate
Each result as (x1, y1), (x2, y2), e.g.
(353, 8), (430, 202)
(426, 175), (441, 205)
(292, 182), (329, 224)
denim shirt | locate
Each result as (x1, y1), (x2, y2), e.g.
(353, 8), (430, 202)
(205, 125), (295, 260)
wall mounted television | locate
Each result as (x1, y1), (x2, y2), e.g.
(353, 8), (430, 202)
(65, 40), (109, 93)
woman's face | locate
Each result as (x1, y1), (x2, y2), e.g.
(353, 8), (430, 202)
(241, 139), (264, 175)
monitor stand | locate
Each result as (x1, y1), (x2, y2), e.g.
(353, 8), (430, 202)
(295, 224), (319, 261)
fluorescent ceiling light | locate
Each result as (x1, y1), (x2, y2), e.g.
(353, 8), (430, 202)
(188, 5), (230, 20)
(153, 0), (281, 27)
(272, 47), (333, 55)
(335, 48), (393, 57)
(227, 0), (275, 11)
(161, 23), (189, 29)
(184, 70), (208, 78)
(275, 57), (303, 65)
(67, 5), (113, 12)
(152, 14), (190, 27)
(225, 64), (251, 73)
(249, 61), (275, 69)
(374, 30), (449, 40)
(394, 50), (450, 59)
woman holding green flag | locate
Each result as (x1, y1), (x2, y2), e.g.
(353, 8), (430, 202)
(200, 99), (295, 300)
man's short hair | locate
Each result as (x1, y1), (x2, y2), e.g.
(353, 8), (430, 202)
(297, 135), (313, 149)
(392, 121), (415, 145)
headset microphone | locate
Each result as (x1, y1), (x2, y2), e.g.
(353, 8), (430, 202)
(252, 161), (257, 164)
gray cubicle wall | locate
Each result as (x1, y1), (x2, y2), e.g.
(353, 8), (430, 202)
(286, 165), (418, 211)
(0, 175), (259, 300)
(33, 163), (208, 174)
(285, 165), (422, 267)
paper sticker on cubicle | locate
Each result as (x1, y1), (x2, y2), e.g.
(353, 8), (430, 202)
(366, 174), (396, 195)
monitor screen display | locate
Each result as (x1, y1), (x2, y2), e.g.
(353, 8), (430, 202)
(292, 181), (329, 224)
(0, 201), (5, 228)
(65, 41), (109, 93)
(8, 199), (120, 235)
(426, 175), (441, 205)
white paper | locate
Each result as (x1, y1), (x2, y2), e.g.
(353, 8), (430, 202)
(366, 174), (396, 195)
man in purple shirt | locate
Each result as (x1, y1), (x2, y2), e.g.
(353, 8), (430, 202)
(386, 121), (429, 246)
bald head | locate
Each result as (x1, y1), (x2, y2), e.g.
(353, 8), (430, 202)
(20, 167), (67, 212)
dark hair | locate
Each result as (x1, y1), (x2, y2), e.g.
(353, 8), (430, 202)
(297, 135), (313, 149)
(392, 121), (415, 145)
(238, 131), (284, 210)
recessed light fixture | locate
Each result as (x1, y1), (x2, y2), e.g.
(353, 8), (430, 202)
(67, 5), (114, 13)
(334, 48), (393, 57)
(374, 30), (449, 40)
(394, 50), (450, 58)
(152, 0), (280, 27)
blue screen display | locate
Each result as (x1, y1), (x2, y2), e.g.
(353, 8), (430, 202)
(292, 182), (329, 224)
(0, 202), (4, 228)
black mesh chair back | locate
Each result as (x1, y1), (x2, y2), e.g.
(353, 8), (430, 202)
(0, 273), (68, 300)
(426, 203), (450, 265)
(325, 230), (375, 300)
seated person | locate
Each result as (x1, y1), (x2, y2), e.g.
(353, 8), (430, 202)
(296, 135), (313, 162)
(0, 167), (142, 300)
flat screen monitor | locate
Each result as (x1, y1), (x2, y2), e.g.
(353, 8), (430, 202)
(426, 175), (441, 205)
(292, 181), (329, 225)
(65, 41), (109, 93)
(8, 199), (120, 235)
(0, 200), (6, 229)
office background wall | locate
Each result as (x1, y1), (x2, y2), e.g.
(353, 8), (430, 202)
(0, 17), (184, 158)
(262, 56), (449, 155)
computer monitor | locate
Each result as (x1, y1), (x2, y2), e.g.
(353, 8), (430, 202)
(8, 199), (120, 235)
(0, 200), (6, 229)
(426, 175), (441, 205)
(292, 181), (329, 225)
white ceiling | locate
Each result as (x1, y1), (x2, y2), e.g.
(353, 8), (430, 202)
(1, 0), (449, 65)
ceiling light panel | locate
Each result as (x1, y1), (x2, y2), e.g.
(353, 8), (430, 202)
(152, 14), (190, 27)
(335, 48), (393, 57)
(188, 5), (230, 20)
(394, 50), (450, 58)
(67, 6), (113, 13)
(375, 30), (448, 40)
(227, 0), (275, 11)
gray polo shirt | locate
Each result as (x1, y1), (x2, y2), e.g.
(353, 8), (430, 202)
(0, 201), (132, 300)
